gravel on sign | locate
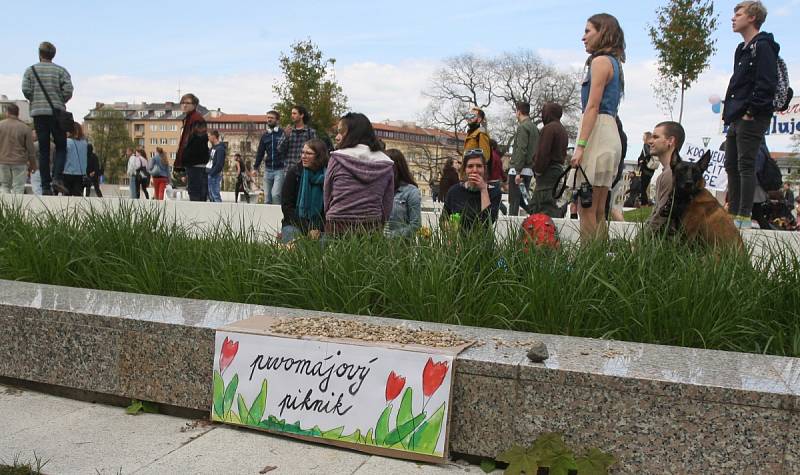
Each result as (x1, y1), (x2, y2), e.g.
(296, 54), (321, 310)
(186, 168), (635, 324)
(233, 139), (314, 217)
(270, 317), (472, 348)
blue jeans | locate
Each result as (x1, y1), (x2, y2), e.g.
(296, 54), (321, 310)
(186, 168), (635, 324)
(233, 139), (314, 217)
(208, 174), (222, 202)
(263, 168), (285, 204)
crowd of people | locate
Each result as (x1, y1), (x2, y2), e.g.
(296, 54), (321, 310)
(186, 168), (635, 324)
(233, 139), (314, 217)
(2, 2), (798, 239)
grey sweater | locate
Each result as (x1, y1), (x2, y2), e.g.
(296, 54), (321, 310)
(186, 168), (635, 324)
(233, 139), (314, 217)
(21, 62), (74, 117)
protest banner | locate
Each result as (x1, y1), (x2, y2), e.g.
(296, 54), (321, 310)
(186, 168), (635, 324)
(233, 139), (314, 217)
(211, 315), (471, 463)
(682, 143), (727, 192)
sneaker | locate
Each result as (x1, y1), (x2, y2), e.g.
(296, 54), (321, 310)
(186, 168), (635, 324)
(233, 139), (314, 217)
(51, 179), (68, 195)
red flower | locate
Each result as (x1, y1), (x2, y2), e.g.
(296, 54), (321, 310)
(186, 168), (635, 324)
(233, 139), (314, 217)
(422, 358), (449, 397)
(385, 371), (406, 402)
(219, 336), (239, 374)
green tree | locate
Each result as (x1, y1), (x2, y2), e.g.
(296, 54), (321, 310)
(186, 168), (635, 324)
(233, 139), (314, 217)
(87, 108), (133, 183)
(648, 0), (718, 123)
(273, 39), (348, 138)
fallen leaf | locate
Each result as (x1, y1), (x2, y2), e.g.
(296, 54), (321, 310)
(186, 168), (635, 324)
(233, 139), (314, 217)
(259, 465), (277, 473)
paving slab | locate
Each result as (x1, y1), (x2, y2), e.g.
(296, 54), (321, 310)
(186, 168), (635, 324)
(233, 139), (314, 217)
(0, 390), (214, 475)
(134, 425), (370, 475)
(0, 384), (88, 438)
(352, 455), (498, 474)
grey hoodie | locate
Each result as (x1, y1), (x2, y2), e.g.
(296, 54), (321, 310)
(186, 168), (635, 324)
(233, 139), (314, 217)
(324, 145), (395, 223)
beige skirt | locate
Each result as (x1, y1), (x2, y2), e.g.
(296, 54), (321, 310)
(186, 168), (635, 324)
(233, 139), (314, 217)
(570, 114), (622, 189)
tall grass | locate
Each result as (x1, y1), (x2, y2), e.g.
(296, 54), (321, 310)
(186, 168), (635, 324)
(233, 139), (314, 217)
(0, 201), (798, 357)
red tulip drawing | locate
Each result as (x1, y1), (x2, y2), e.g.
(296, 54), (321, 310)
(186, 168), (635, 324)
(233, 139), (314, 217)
(385, 371), (406, 402)
(422, 358), (449, 397)
(219, 336), (239, 374)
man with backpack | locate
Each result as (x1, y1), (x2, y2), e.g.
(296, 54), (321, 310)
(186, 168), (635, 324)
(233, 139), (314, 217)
(21, 41), (74, 196)
(723, 1), (786, 229)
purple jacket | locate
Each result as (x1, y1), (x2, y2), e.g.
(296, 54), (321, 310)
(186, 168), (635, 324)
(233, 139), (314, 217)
(324, 145), (395, 223)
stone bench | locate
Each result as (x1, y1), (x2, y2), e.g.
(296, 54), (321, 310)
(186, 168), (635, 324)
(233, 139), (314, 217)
(1, 278), (798, 473)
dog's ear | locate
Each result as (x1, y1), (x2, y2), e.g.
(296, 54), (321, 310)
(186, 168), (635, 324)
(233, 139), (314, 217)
(697, 150), (712, 173)
(670, 152), (681, 171)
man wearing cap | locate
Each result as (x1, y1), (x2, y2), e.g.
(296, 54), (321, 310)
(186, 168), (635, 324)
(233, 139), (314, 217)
(464, 107), (491, 168)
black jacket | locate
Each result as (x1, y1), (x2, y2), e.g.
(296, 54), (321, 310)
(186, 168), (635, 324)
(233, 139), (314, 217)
(280, 162), (324, 231)
(722, 32), (780, 124)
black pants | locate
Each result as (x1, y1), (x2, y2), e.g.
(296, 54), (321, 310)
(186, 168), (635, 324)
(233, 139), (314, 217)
(33, 115), (67, 194)
(62, 175), (85, 196)
(640, 172), (653, 206)
(186, 166), (208, 202)
(84, 177), (103, 197)
(725, 115), (771, 218)
(508, 174), (533, 216)
(529, 164), (564, 218)
(139, 177), (150, 199)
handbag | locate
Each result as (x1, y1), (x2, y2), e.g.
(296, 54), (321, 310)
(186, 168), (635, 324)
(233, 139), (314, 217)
(31, 66), (74, 132)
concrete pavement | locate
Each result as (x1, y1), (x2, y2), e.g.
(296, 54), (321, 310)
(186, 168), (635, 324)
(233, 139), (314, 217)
(0, 384), (488, 475)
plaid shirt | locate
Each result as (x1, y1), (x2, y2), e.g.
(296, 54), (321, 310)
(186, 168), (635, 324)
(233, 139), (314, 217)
(280, 126), (317, 166)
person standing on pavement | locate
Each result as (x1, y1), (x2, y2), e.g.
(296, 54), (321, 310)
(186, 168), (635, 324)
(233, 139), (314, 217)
(149, 147), (170, 200)
(0, 103), (37, 194)
(278, 105), (317, 204)
(207, 130), (226, 202)
(637, 132), (656, 206)
(21, 41), (73, 195)
(174, 93), (209, 202)
(464, 107), (491, 170)
(508, 101), (539, 216)
(530, 102), (567, 217)
(254, 110), (286, 205)
(723, 1), (780, 230)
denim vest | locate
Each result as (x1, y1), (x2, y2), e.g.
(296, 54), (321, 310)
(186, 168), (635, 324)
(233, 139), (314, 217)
(581, 55), (621, 116)
(64, 138), (87, 175)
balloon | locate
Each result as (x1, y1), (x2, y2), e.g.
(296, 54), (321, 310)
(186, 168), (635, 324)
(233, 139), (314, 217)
(708, 94), (721, 105)
(712, 102), (722, 114)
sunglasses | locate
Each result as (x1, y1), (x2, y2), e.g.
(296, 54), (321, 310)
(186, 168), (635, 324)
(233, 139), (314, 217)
(463, 148), (484, 159)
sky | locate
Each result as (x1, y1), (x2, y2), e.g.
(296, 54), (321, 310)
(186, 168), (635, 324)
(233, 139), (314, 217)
(2, 0), (799, 160)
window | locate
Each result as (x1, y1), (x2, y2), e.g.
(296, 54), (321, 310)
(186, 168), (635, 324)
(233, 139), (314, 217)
(160, 138), (168, 145)
(239, 141), (252, 152)
(138, 111), (146, 118)
(170, 138), (177, 145)
(170, 152), (176, 159)
(134, 124), (144, 133)
(137, 138), (144, 146)
(155, 111), (164, 118)
(171, 124), (177, 131)
(150, 125), (157, 132)
(150, 138), (158, 145)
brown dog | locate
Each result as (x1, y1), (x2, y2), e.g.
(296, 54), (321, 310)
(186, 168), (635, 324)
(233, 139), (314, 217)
(662, 151), (744, 251)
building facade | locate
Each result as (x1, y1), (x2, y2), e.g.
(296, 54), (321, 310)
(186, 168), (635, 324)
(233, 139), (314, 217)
(372, 121), (464, 197)
(0, 95), (31, 122)
(84, 101), (207, 162)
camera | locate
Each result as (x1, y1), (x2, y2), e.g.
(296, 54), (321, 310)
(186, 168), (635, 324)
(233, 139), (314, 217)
(573, 181), (593, 208)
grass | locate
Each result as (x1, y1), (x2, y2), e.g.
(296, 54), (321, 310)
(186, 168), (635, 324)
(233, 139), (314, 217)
(623, 206), (653, 223)
(0, 453), (48, 475)
(0, 201), (799, 357)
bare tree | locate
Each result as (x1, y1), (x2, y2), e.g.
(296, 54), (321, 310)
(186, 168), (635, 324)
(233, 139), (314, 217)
(422, 50), (582, 155)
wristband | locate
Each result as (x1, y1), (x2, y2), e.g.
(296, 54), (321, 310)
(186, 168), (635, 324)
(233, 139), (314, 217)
(576, 139), (588, 148)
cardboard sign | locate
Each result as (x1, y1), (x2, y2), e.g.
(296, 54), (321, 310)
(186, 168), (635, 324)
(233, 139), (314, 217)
(211, 316), (469, 463)
(682, 144), (727, 192)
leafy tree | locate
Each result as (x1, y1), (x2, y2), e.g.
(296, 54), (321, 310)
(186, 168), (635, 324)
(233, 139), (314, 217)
(648, 0), (718, 123)
(273, 39), (348, 137)
(87, 108), (134, 183)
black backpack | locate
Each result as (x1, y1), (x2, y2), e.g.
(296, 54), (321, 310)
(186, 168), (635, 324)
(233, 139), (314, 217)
(757, 146), (782, 192)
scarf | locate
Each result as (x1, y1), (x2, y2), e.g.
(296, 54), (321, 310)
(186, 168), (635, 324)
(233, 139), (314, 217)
(297, 166), (326, 224)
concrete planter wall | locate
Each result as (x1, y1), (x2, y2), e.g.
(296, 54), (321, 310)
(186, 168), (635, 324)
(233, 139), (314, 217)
(2, 279), (798, 473)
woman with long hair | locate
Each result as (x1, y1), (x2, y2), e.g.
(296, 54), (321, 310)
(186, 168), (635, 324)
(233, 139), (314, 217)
(149, 147), (170, 200)
(323, 113), (394, 236)
(384, 149), (422, 238)
(234, 153), (248, 203)
(569, 13), (625, 241)
(280, 139), (329, 242)
(440, 149), (502, 234)
(438, 157), (460, 203)
(63, 122), (89, 196)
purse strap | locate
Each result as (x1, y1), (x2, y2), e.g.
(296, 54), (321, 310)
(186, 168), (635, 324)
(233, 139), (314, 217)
(30, 66), (58, 114)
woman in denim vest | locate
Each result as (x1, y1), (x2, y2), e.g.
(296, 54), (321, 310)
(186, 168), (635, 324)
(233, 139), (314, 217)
(569, 13), (625, 242)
